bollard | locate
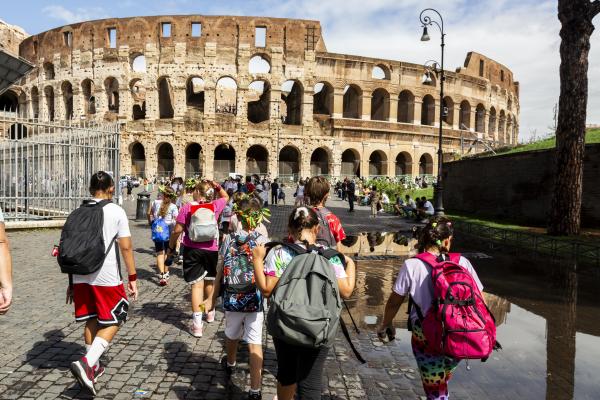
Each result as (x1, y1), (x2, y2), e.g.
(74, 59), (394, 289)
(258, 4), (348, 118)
(135, 191), (151, 220)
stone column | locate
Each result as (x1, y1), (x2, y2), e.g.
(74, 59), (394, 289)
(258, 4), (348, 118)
(388, 96), (398, 122)
(203, 146), (215, 180)
(484, 111), (490, 140)
(414, 99), (423, 125)
(72, 86), (83, 120)
(332, 88), (344, 119)
(433, 98), (440, 128)
(173, 76), (187, 119)
(453, 105), (461, 130)
(118, 84), (131, 121)
(470, 108), (477, 133)
(361, 92), (372, 120)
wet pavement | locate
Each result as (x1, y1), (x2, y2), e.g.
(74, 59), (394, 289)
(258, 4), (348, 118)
(0, 188), (598, 399)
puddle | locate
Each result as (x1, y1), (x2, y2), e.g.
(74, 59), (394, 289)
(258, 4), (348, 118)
(341, 233), (600, 400)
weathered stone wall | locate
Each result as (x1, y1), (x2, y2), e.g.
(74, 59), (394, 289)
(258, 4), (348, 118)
(6, 15), (520, 180)
(443, 144), (600, 228)
(0, 19), (28, 55)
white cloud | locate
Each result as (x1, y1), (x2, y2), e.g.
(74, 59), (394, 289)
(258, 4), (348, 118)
(42, 5), (109, 24)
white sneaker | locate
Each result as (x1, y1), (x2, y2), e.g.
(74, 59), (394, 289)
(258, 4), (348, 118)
(190, 320), (203, 337)
(206, 309), (216, 323)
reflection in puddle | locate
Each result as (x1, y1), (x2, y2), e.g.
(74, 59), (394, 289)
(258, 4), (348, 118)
(342, 235), (600, 400)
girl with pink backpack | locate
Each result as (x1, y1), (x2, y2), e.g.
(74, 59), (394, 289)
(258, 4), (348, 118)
(377, 216), (497, 400)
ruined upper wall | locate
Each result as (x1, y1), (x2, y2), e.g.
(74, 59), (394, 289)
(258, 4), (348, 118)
(19, 15), (326, 63)
(0, 19), (28, 56)
(458, 52), (519, 96)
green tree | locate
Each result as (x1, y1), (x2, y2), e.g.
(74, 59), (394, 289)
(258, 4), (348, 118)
(549, 0), (600, 235)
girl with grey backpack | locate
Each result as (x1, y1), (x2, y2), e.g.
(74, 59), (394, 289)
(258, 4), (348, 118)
(252, 207), (356, 400)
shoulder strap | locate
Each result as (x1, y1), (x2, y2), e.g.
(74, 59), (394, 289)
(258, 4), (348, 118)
(319, 248), (347, 268)
(264, 241), (306, 256)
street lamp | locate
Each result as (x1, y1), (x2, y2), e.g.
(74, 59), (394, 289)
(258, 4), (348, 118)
(420, 8), (446, 216)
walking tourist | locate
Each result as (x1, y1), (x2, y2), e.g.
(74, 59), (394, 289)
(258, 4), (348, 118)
(65, 171), (138, 396)
(0, 209), (12, 315)
(126, 179), (133, 201)
(278, 184), (286, 205)
(252, 207), (356, 400)
(294, 180), (305, 206)
(148, 186), (179, 286)
(305, 176), (346, 249)
(377, 216), (490, 400)
(213, 197), (270, 400)
(347, 179), (356, 212)
(370, 186), (380, 218)
(270, 178), (279, 205)
(167, 180), (229, 337)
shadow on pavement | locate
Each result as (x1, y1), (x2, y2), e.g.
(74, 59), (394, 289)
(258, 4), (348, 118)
(26, 329), (84, 371)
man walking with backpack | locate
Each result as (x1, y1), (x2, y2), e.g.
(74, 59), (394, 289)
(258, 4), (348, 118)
(305, 176), (346, 249)
(59, 171), (138, 396)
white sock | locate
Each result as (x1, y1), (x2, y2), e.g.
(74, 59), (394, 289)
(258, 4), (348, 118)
(192, 312), (203, 325)
(85, 337), (109, 368)
(84, 344), (99, 369)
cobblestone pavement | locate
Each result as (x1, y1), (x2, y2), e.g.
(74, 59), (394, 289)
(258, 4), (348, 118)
(0, 190), (432, 400)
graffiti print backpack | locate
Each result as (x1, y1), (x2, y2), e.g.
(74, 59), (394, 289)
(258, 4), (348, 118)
(58, 199), (117, 275)
(188, 202), (219, 242)
(151, 217), (170, 242)
(410, 252), (497, 360)
(222, 231), (263, 312)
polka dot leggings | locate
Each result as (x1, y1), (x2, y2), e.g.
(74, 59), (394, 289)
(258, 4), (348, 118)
(411, 321), (460, 400)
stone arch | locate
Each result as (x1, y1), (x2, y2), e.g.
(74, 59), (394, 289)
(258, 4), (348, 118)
(459, 100), (471, 130)
(157, 142), (174, 177)
(442, 96), (454, 126)
(419, 153), (434, 175)
(130, 79), (146, 120)
(313, 82), (333, 116)
(157, 76), (174, 119)
(310, 147), (330, 176)
(279, 145), (300, 178)
(185, 143), (203, 178)
(248, 54), (271, 74)
(421, 94), (435, 126)
(8, 123), (28, 140)
(44, 86), (55, 121)
(104, 77), (119, 113)
(369, 150), (388, 177)
(81, 79), (96, 115)
(341, 148), (361, 177)
(507, 97), (513, 112)
(281, 80), (303, 125)
(475, 103), (486, 133)
(216, 76), (238, 114)
(398, 90), (414, 123)
(371, 88), (390, 121)
(186, 76), (205, 111)
(372, 64), (390, 80)
(130, 141), (146, 177)
(0, 90), (19, 112)
(498, 110), (506, 143)
(61, 81), (73, 120)
(214, 143), (236, 181)
(343, 84), (362, 119)
(43, 62), (55, 80)
(18, 91), (27, 117)
(246, 144), (269, 176)
(131, 53), (146, 73)
(488, 107), (497, 137)
(395, 151), (412, 176)
(31, 86), (40, 118)
(248, 80), (270, 123)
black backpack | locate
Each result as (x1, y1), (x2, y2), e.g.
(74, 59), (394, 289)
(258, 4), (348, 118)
(58, 199), (118, 275)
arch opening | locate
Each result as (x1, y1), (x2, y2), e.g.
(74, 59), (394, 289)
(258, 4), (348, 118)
(369, 150), (387, 177)
(248, 80), (270, 123)
(185, 143), (203, 178)
(130, 79), (146, 120)
(31, 87), (40, 118)
(104, 77), (119, 114)
(246, 145), (269, 176)
(81, 79), (96, 116)
(442, 96), (454, 126)
(498, 110), (506, 143)
(371, 88), (390, 121)
(419, 153), (434, 175)
(248, 55), (271, 74)
(214, 144), (236, 181)
(44, 86), (55, 121)
(279, 145), (300, 179)
(216, 77), (237, 114)
(395, 152), (412, 176)
(398, 90), (414, 123)
(343, 85), (362, 119)
(310, 148), (330, 176)
(8, 123), (28, 140)
(372, 65), (390, 80)
(186, 77), (205, 111)
(313, 82), (333, 116)
(459, 100), (471, 130)
(157, 143), (174, 178)
(131, 54), (146, 73)
(475, 104), (486, 133)
(488, 107), (497, 138)
(281, 80), (303, 125)
(421, 95), (435, 126)
(341, 149), (360, 177)
(0, 90), (18, 113)
(158, 77), (174, 119)
(61, 81), (73, 120)
(43, 62), (55, 80)
(130, 142), (146, 178)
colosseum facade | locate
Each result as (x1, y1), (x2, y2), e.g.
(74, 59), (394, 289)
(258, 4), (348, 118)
(6, 15), (519, 181)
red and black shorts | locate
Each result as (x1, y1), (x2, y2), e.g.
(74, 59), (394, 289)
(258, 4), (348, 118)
(73, 283), (129, 326)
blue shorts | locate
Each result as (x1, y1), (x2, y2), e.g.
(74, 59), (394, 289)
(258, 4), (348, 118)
(154, 240), (169, 253)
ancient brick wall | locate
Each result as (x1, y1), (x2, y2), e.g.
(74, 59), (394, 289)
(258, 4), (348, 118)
(443, 144), (600, 228)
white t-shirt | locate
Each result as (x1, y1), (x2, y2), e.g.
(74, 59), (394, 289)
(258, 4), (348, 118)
(151, 200), (178, 226)
(393, 255), (483, 323)
(423, 201), (434, 215)
(296, 185), (305, 197)
(73, 199), (131, 286)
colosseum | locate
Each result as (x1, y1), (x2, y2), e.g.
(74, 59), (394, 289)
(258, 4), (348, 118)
(4, 15), (519, 181)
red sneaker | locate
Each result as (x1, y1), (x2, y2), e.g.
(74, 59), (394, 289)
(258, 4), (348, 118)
(70, 357), (96, 395)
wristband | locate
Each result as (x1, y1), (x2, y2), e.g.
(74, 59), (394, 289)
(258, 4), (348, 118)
(215, 184), (222, 191)
(128, 274), (137, 282)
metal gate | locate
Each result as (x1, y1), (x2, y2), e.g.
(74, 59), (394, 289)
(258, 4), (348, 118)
(0, 112), (120, 221)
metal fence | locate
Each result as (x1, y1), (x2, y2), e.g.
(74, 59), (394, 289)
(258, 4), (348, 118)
(0, 112), (120, 221)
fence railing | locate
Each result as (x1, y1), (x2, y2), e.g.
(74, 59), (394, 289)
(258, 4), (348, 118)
(453, 220), (600, 267)
(0, 112), (120, 221)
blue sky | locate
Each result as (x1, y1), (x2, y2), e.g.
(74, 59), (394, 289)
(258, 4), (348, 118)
(4, 0), (600, 141)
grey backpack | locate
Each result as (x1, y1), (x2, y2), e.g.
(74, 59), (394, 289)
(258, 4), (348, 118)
(266, 242), (343, 348)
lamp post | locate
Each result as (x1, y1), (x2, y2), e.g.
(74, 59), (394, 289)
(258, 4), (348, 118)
(420, 8), (446, 216)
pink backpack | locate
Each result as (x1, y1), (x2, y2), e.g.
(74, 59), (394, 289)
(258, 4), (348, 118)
(411, 252), (497, 360)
